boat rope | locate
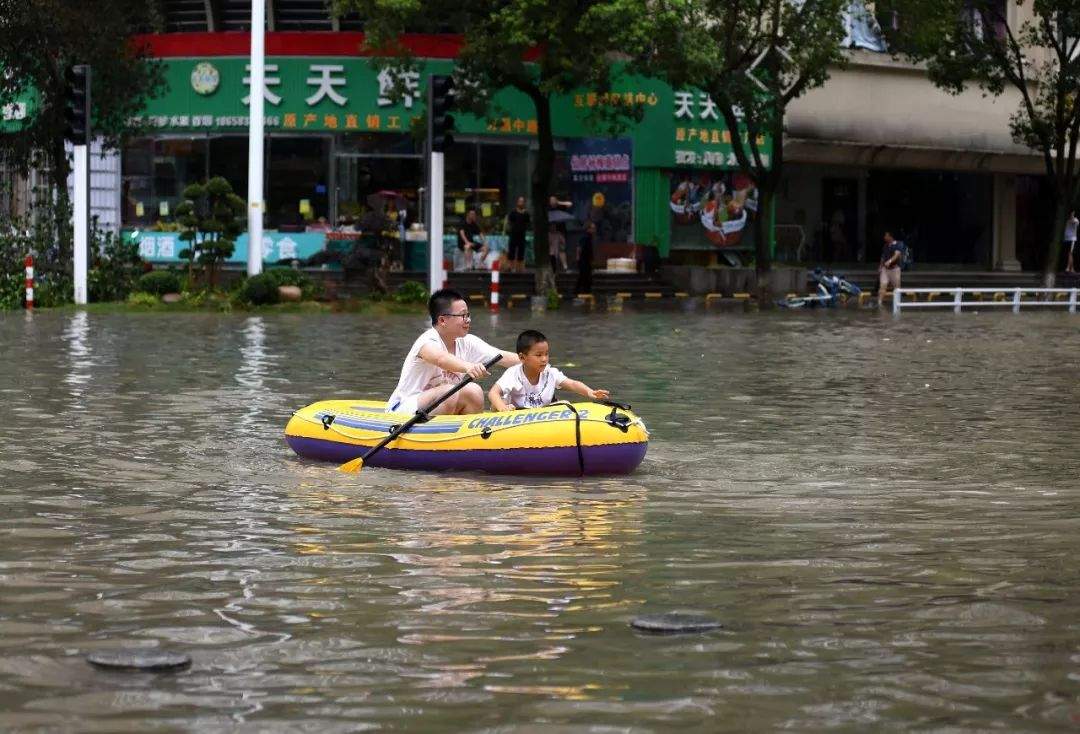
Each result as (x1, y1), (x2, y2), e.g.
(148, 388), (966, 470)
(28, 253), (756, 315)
(548, 401), (585, 476)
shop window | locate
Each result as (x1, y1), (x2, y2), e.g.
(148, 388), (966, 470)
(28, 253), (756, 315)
(266, 136), (330, 229)
(339, 132), (416, 156)
(208, 136), (250, 211)
(121, 137), (207, 228)
(442, 143), (479, 236)
(335, 154), (422, 232)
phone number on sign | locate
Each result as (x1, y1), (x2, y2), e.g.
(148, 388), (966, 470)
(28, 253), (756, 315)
(674, 150), (771, 167)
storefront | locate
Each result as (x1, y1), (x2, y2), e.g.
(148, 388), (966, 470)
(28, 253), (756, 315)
(775, 163), (996, 267)
(123, 34), (770, 267)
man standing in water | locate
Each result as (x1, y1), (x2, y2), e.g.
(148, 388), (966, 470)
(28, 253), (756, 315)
(878, 230), (903, 305)
(387, 289), (520, 416)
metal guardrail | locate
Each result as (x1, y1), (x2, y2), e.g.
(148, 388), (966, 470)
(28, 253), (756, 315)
(893, 287), (1079, 315)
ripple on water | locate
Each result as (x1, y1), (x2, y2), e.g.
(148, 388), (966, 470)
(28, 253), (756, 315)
(0, 310), (1078, 730)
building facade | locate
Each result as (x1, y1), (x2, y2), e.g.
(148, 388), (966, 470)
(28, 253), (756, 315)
(93, 1), (1051, 272)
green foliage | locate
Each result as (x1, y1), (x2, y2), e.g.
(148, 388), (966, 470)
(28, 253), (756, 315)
(241, 273), (281, 305)
(546, 287), (560, 310)
(88, 228), (144, 302)
(0, 271), (22, 310)
(175, 176), (246, 287)
(126, 291), (160, 308)
(393, 280), (428, 304)
(136, 269), (181, 296)
(0, 1), (165, 196)
(32, 272), (73, 307)
(265, 267), (321, 299)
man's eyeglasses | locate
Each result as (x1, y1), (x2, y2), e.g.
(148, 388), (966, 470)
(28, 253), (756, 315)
(441, 311), (471, 320)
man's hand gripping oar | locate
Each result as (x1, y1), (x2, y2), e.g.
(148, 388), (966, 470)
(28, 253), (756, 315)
(338, 353), (503, 474)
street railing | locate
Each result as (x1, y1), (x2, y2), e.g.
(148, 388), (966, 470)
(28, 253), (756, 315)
(893, 287), (1079, 315)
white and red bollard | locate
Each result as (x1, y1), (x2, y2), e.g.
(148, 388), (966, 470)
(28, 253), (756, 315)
(490, 259), (500, 313)
(24, 255), (33, 310)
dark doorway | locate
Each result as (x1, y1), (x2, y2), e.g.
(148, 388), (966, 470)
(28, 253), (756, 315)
(821, 178), (859, 263)
(867, 170), (992, 266)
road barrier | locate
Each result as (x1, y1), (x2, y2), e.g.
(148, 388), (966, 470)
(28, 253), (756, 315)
(24, 255), (33, 310)
(893, 287), (1079, 315)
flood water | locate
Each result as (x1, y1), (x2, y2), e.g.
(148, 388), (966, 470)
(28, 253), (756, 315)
(1, 305), (1079, 732)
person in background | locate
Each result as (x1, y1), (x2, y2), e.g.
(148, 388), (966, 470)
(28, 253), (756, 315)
(548, 223), (567, 273)
(575, 221), (595, 295)
(505, 196), (530, 273)
(307, 216), (332, 232)
(1065, 210), (1078, 273)
(457, 208), (489, 269)
(878, 230), (903, 304)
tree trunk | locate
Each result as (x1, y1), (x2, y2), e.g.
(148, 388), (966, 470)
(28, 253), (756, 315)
(1043, 189), (1068, 287)
(529, 92), (557, 297)
(49, 137), (73, 268)
(754, 183), (774, 305)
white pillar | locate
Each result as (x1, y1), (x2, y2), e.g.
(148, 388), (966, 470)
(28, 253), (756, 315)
(429, 151), (445, 294)
(246, 0), (266, 276)
(73, 143), (88, 304)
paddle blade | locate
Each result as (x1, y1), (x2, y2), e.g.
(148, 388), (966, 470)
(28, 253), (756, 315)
(338, 456), (365, 474)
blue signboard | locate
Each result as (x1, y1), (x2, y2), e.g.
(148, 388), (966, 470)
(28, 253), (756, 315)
(126, 230), (327, 264)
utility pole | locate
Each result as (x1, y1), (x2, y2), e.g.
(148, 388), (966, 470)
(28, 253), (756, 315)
(247, 0), (266, 276)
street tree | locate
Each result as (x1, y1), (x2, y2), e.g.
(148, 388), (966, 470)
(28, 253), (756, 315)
(175, 177), (246, 289)
(635, 0), (848, 300)
(334, 0), (644, 293)
(0, 0), (164, 252)
(876, 0), (1080, 283)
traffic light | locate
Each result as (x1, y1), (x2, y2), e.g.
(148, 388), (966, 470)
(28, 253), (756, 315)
(63, 65), (90, 145)
(430, 75), (456, 153)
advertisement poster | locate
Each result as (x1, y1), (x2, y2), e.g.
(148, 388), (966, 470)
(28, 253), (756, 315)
(567, 138), (633, 243)
(669, 170), (759, 250)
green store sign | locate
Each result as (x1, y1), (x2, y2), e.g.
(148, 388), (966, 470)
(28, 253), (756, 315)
(0, 86), (37, 133)
(133, 57), (770, 170)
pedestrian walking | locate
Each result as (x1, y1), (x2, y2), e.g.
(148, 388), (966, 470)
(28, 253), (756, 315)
(505, 196), (530, 273)
(878, 230), (903, 304)
(1065, 210), (1078, 273)
(575, 221), (595, 295)
(548, 223), (567, 273)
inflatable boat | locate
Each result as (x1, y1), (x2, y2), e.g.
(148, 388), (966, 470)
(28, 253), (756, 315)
(285, 399), (648, 475)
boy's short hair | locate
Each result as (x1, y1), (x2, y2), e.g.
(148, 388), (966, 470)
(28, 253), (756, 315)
(516, 329), (547, 355)
(428, 288), (465, 325)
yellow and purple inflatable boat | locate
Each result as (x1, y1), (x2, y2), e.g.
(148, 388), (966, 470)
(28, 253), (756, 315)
(285, 399), (648, 475)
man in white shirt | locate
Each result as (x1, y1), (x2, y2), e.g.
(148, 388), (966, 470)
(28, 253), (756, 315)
(387, 289), (520, 416)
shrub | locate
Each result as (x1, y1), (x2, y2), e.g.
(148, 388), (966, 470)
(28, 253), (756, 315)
(89, 228), (144, 302)
(241, 272), (280, 305)
(264, 267), (320, 299)
(394, 280), (428, 304)
(126, 291), (159, 307)
(136, 270), (181, 296)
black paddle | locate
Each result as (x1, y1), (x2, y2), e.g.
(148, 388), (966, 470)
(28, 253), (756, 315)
(338, 353), (503, 473)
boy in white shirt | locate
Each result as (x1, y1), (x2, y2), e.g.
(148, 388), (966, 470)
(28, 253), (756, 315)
(489, 329), (609, 411)
(387, 288), (519, 416)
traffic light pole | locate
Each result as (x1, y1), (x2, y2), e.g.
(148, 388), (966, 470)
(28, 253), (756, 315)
(427, 77), (444, 294)
(72, 65), (91, 305)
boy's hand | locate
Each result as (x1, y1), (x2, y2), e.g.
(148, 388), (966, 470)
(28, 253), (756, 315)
(588, 388), (610, 400)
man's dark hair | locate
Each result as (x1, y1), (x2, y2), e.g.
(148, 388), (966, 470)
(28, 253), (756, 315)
(429, 288), (466, 325)
(516, 329), (547, 355)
